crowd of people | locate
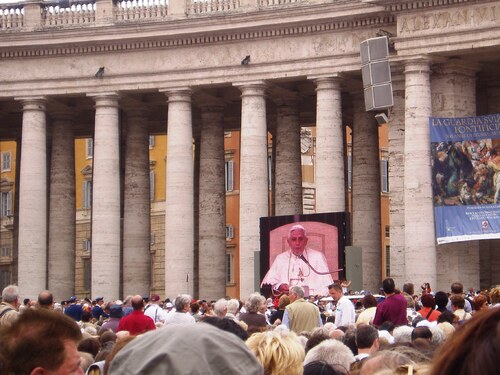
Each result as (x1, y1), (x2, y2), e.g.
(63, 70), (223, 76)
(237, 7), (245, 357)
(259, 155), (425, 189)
(0, 279), (499, 375)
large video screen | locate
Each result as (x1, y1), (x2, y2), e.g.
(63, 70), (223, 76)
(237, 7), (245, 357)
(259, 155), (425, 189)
(259, 212), (349, 297)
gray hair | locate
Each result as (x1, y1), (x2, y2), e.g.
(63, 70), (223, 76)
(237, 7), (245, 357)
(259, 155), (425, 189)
(245, 293), (265, 313)
(304, 339), (355, 374)
(213, 298), (228, 318)
(2, 284), (19, 303)
(226, 299), (240, 314)
(174, 294), (192, 312)
(290, 286), (305, 299)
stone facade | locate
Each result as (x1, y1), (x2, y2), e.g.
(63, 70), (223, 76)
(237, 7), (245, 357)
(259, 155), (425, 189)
(1, 0), (500, 299)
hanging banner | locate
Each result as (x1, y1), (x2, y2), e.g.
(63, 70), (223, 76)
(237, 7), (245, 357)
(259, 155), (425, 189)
(430, 113), (500, 244)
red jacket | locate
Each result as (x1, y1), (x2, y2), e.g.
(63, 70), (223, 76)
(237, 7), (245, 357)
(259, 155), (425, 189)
(117, 310), (156, 335)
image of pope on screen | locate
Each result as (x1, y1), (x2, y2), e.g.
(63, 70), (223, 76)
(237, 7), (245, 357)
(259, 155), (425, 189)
(260, 223), (339, 297)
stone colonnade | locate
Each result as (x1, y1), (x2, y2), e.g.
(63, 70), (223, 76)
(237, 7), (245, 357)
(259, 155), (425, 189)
(14, 57), (485, 300)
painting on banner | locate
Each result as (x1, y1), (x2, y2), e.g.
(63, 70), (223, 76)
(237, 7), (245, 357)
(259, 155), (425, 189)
(430, 113), (500, 244)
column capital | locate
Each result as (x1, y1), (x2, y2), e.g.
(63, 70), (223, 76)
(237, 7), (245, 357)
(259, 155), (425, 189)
(309, 75), (342, 91)
(160, 87), (192, 103)
(87, 92), (120, 107)
(403, 56), (432, 74)
(15, 96), (47, 111)
(233, 81), (267, 96)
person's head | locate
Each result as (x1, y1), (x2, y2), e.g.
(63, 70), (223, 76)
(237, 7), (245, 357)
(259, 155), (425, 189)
(437, 310), (457, 325)
(226, 299), (240, 315)
(174, 294), (192, 312)
(246, 330), (305, 375)
(278, 294), (291, 310)
(245, 293), (266, 313)
(434, 291), (448, 310)
(411, 326), (432, 342)
(403, 283), (414, 296)
(304, 361), (344, 375)
(287, 224), (308, 256)
(430, 306), (500, 375)
(1, 285), (19, 308)
(304, 339), (355, 374)
(450, 282), (464, 294)
(328, 284), (343, 302)
(213, 298), (228, 318)
(356, 324), (379, 351)
(472, 294), (488, 311)
(382, 278), (396, 295)
(305, 328), (331, 353)
(37, 290), (54, 309)
(420, 293), (435, 309)
(362, 294), (378, 309)
(150, 294), (161, 304)
(190, 301), (200, 314)
(1, 308), (83, 374)
(131, 295), (144, 311)
(288, 286), (305, 303)
(489, 286), (500, 304)
(393, 325), (414, 344)
(450, 295), (465, 310)
(109, 322), (263, 374)
(109, 304), (124, 319)
(77, 337), (101, 357)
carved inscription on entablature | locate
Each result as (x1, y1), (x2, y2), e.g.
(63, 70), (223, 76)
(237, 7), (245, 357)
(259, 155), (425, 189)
(398, 4), (499, 35)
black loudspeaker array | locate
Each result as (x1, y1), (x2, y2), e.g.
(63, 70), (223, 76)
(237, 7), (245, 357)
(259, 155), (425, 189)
(360, 36), (394, 111)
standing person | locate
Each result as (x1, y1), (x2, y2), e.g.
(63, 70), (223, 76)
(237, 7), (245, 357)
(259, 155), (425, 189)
(270, 294), (290, 325)
(144, 294), (167, 324)
(283, 286), (322, 333)
(261, 225), (334, 297)
(418, 294), (441, 322)
(163, 294), (196, 326)
(64, 296), (83, 321)
(356, 294), (378, 326)
(372, 278), (408, 327)
(0, 308), (83, 375)
(91, 297), (109, 321)
(0, 285), (19, 328)
(99, 304), (124, 334)
(37, 290), (54, 309)
(446, 282), (472, 313)
(117, 295), (156, 335)
(328, 283), (355, 328)
(239, 293), (268, 334)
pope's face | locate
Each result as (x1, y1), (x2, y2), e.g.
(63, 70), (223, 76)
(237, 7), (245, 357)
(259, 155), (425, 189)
(287, 229), (308, 256)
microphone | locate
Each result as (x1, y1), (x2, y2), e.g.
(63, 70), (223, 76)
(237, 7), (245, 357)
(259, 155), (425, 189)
(299, 254), (343, 275)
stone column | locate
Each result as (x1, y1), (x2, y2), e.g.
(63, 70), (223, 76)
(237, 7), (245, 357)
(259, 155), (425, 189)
(274, 99), (303, 216)
(123, 108), (151, 298)
(313, 76), (345, 212)
(89, 93), (121, 300)
(404, 58), (436, 288)
(432, 61), (480, 291)
(235, 82), (268, 298)
(164, 88), (194, 297)
(198, 104), (226, 300)
(351, 94), (381, 291)
(17, 97), (48, 298)
(48, 111), (76, 301)
(387, 67), (406, 286)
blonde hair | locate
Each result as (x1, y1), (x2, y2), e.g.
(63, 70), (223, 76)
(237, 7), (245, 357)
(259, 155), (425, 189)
(489, 285), (500, 304)
(246, 330), (305, 375)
